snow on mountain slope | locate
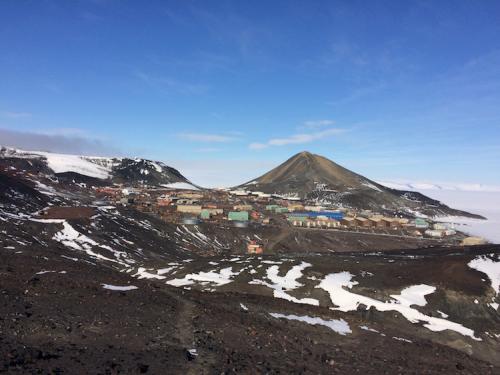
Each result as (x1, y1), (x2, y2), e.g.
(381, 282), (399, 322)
(161, 182), (200, 190)
(0, 147), (195, 186)
(44, 153), (112, 179)
(0, 147), (112, 179)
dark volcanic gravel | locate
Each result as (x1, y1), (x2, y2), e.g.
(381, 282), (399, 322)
(1, 245), (499, 374)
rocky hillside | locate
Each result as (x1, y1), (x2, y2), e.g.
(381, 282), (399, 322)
(239, 151), (483, 218)
(0, 147), (199, 188)
(1, 148), (500, 373)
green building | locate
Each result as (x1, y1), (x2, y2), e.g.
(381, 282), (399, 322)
(287, 215), (308, 222)
(228, 211), (249, 221)
(200, 209), (211, 220)
(266, 204), (280, 211)
(274, 207), (289, 214)
(414, 218), (429, 228)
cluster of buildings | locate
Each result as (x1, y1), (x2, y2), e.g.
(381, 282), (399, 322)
(95, 186), (459, 240)
(288, 211), (457, 238)
(96, 186), (270, 226)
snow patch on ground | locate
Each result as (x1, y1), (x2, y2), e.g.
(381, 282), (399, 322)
(269, 313), (351, 335)
(157, 266), (179, 275)
(250, 262), (319, 306)
(36, 270), (66, 275)
(33, 181), (58, 196)
(359, 325), (381, 334)
(468, 254), (500, 295)
(166, 267), (241, 287)
(392, 336), (413, 343)
(362, 182), (383, 192)
(102, 284), (138, 291)
(133, 267), (167, 280)
(317, 272), (480, 340)
(390, 284), (436, 307)
(52, 221), (128, 265)
(437, 310), (449, 318)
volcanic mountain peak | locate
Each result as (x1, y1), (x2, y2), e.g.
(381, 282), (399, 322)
(244, 151), (377, 191)
(240, 151), (482, 218)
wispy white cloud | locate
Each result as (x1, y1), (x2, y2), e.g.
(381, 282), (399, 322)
(328, 83), (386, 107)
(248, 142), (268, 150)
(301, 119), (335, 129)
(249, 127), (345, 150)
(134, 71), (208, 95)
(40, 127), (88, 137)
(1, 111), (32, 119)
(178, 132), (238, 143)
(195, 147), (221, 153)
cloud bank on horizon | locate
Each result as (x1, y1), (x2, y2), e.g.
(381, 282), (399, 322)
(0, 128), (119, 157)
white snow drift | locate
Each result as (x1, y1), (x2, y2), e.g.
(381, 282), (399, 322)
(270, 313), (351, 335)
(51, 220), (130, 266)
(250, 262), (319, 306)
(468, 254), (500, 295)
(317, 272), (480, 340)
(166, 267), (241, 287)
(102, 284), (138, 291)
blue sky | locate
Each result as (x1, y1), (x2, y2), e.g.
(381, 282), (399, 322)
(1, 0), (499, 187)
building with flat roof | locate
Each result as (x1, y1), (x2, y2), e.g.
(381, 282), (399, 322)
(356, 217), (372, 227)
(228, 211), (249, 221)
(177, 205), (202, 214)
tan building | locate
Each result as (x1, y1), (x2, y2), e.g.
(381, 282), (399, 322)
(177, 192), (204, 200)
(383, 218), (400, 229)
(356, 217), (372, 227)
(304, 205), (324, 212)
(341, 217), (356, 227)
(370, 217), (389, 228)
(234, 204), (253, 211)
(206, 208), (223, 215)
(461, 237), (486, 246)
(328, 220), (341, 228)
(287, 204), (304, 211)
(176, 205), (202, 214)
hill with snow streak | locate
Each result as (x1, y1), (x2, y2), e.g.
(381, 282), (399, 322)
(0, 146), (199, 188)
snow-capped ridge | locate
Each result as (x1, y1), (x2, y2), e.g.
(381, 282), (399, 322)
(0, 146), (196, 187)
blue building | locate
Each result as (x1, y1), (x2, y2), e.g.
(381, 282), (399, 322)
(288, 211), (344, 220)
